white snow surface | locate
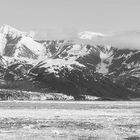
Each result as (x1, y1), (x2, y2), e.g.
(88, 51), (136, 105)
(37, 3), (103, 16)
(100, 51), (112, 60)
(59, 44), (91, 60)
(35, 58), (86, 76)
(0, 33), (7, 55)
(0, 25), (46, 60)
(67, 44), (89, 56)
(96, 46), (114, 74)
(0, 24), (33, 39)
(16, 36), (46, 56)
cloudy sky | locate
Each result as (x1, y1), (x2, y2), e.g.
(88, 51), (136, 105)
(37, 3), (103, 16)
(0, 0), (140, 40)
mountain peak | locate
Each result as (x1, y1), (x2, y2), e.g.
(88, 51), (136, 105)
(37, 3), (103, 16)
(0, 24), (34, 39)
(0, 24), (23, 37)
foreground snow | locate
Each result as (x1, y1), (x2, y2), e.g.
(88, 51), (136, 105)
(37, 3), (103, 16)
(0, 101), (139, 140)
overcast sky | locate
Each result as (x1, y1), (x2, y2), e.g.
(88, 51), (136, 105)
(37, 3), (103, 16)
(0, 0), (140, 39)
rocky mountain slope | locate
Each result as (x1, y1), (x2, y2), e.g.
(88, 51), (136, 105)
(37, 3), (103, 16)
(0, 25), (139, 100)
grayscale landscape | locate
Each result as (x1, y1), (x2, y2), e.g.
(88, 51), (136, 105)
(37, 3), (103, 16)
(0, 0), (140, 140)
(0, 101), (139, 140)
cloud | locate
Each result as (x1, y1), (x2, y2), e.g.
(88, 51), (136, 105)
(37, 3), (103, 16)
(33, 28), (140, 50)
(100, 31), (140, 50)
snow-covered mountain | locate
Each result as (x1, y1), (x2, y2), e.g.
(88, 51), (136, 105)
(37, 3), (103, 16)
(0, 25), (46, 61)
(0, 25), (32, 38)
(0, 25), (140, 100)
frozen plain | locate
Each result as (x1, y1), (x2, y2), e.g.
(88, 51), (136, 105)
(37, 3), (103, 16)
(0, 101), (139, 140)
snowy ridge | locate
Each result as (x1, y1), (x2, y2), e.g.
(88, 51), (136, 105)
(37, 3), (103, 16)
(38, 58), (85, 76)
(15, 36), (46, 57)
(0, 33), (7, 55)
(0, 25), (32, 39)
(0, 25), (46, 64)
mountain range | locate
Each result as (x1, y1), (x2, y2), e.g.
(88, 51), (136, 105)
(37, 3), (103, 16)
(0, 25), (140, 100)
